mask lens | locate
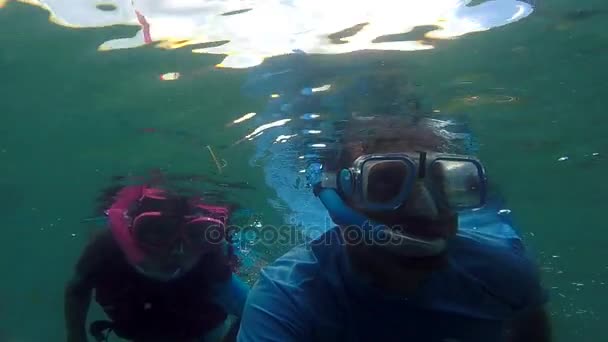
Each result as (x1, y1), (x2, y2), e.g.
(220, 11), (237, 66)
(132, 213), (179, 250)
(363, 160), (410, 204)
(429, 160), (483, 208)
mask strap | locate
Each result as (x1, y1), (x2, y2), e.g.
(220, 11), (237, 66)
(132, 211), (163, 227)
(139, 187), (167, 201)
(193, 203), (229, 224)
(186, 216), (225, 228)
(108, 208), (146, 264)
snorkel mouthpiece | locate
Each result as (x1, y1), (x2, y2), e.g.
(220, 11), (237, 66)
(317, 188), (446, 257)
(134, 264), (183, 282)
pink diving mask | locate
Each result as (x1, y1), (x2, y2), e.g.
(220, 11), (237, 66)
(107, 186), (229, 265)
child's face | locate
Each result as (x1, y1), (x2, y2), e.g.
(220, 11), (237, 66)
(133, 241), (204, 281)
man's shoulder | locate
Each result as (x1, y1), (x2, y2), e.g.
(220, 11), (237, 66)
(450, 225), (547, 312)
(453, 221), (537, 274)
(258, 240), (326, 290)
(250, 227), (344, 303)
(238, 230), (345, 342)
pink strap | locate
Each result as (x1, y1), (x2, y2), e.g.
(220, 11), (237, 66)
(135, 10), (152, 44)
(108, 208), (146, 264)
(108, 185), (146, 264)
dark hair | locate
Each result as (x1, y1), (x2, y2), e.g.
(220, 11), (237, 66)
(327, 115), (469, 171)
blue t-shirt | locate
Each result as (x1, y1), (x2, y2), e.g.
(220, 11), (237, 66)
(238, 219), (547, 342)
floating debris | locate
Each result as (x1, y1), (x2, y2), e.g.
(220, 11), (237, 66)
(206, 145), (228, 174)
(159, 72), (180, 81)
(592, 152), (600, 156)
(558, 156), (569, 161)
(498, 209), (511, 215)
(228, 112), (256, 126)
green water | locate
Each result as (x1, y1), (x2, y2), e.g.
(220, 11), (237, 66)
(1, 1), (606, 341)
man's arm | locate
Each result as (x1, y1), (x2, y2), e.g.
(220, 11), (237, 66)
(213, 274), (250, 317)
(64, 275), (93, 342)
(212, 274), (249, 342)
(221, 317), (241, 342)
(506, 306), (552, 342)
(236, 267), (312, 342)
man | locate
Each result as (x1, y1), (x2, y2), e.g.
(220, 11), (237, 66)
(238, 116), (551, 341)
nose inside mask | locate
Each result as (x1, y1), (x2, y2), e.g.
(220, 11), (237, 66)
(402, 183), (439, 219)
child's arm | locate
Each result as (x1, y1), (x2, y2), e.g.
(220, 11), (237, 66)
(64, 274), (93, 342)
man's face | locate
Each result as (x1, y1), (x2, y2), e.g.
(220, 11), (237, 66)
(348, 144), (459, 241)
(377, 180), (458, 240)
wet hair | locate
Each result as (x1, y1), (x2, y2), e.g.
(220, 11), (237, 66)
(327, 115), (470, 171)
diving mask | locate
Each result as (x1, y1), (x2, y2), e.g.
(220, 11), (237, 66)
(317, 152), (487, 213)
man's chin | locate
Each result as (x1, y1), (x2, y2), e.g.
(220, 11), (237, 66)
(389, 224), (443, 240)
(380, 213), (458, 240)
(386, 246), (449, 270)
